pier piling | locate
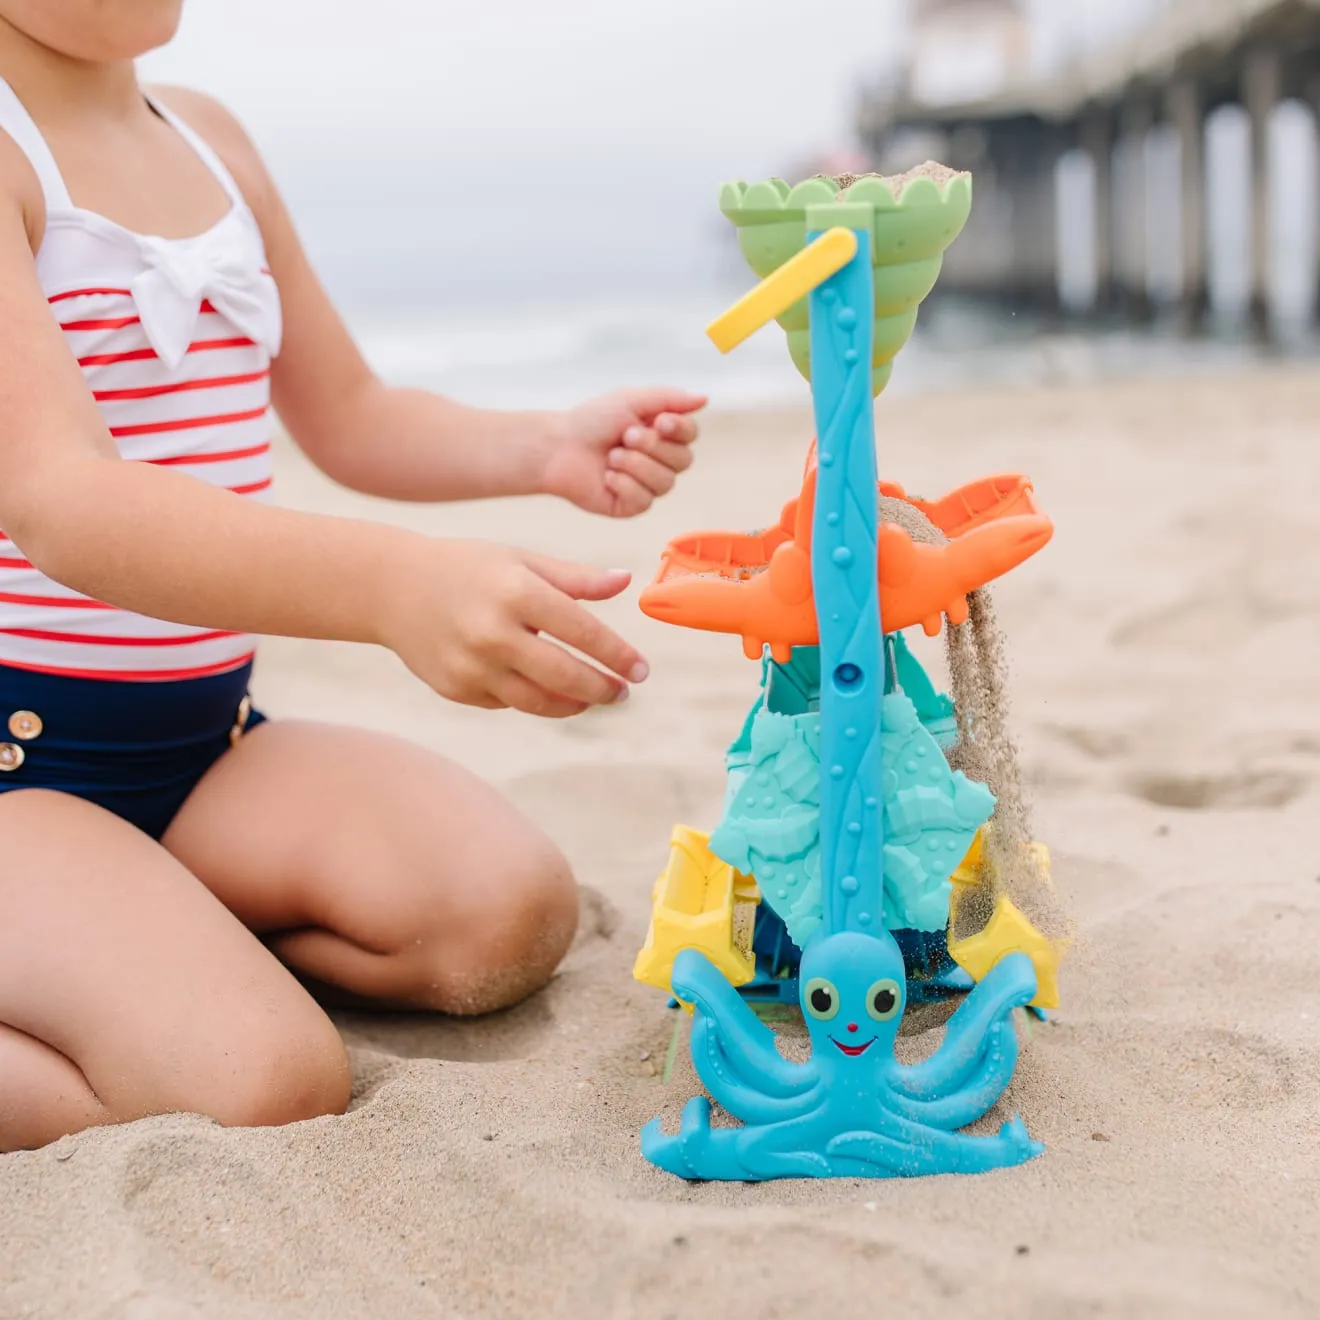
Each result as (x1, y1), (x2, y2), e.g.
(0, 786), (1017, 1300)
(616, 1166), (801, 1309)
(859, 0), (1320, 339)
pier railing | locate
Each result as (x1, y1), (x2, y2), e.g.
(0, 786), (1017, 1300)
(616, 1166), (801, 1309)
(857, 0), (1320, 336)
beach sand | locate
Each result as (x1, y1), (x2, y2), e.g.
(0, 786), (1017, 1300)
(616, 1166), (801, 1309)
(3, 363), (1319, 1319)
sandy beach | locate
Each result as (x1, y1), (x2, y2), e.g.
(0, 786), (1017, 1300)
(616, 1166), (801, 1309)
(3, 362), (1319, 1319)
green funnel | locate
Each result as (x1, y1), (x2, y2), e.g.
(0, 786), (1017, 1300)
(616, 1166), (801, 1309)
(718, 164), (972, 396)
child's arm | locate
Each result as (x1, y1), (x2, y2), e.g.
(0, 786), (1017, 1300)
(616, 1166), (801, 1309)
(0, 138), (645, 718)
(153, 88), (706, 518)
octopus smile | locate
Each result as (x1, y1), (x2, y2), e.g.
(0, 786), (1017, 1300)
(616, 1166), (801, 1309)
(831, 1036), (875, 1057)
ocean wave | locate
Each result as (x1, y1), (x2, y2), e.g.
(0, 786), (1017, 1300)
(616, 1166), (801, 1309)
(349, 295), (1306, 413)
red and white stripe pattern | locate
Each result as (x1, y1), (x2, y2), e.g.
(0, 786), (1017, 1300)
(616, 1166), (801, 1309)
(0, 87), (281, 681)
(0, 289), (274, 679)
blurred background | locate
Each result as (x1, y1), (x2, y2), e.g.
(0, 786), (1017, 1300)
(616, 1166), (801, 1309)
(141, 0), (1320, 410)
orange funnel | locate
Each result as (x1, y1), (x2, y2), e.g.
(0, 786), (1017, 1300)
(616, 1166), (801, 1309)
(640, 457), (1051, 662)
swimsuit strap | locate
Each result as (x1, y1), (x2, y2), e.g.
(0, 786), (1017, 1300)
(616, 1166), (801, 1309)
(0, 76), (73, 211)
(144, 93), (246, 208)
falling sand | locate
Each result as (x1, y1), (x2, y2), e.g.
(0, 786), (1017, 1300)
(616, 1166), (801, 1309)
(946, 590), (1068, 941)
(878, 494), (1068, 943)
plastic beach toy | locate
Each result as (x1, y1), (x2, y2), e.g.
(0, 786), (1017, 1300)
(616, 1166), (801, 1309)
(634, 165), (1065, 1182)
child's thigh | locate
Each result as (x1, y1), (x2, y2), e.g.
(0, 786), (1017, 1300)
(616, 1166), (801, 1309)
(0, 789), (350, 1129)
(164, 721), (578, 956)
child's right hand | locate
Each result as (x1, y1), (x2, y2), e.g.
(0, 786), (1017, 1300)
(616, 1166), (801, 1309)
(382, 540), (648, 718)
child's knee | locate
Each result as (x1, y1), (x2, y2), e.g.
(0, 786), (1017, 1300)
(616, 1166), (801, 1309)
(194, 1007), (351, 1130)
(513, 836), (580, 953)
(419, 836), (579, 1016)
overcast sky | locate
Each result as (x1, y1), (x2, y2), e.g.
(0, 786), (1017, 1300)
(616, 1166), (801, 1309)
(141, 0), (1162, 168)
(137, 0), (1164, 313)
(143, 0), (904, 176)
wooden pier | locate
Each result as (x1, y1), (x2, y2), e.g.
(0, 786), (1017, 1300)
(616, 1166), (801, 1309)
(857, 0), (1320, 335)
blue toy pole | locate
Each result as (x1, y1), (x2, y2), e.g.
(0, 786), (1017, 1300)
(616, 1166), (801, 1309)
(806, 213), (883, 937)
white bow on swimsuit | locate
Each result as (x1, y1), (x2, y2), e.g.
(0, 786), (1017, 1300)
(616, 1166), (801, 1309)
(133, 221), (282, 371)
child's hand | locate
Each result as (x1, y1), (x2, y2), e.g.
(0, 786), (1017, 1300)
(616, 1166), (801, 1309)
(541, 388), (706, 518)
(383, 539), (648, 718)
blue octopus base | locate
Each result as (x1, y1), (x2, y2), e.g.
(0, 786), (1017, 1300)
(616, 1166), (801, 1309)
(642, 931), (1043, 1181)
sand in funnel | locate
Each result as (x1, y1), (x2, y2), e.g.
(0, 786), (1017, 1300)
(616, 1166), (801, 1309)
(828, 161), (967, 197)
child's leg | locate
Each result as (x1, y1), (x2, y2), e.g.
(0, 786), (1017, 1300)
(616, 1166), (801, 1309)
(0, 1025), (106, 1145)
(162, 722), (580, 1016)
(0, 790), (351, 1152)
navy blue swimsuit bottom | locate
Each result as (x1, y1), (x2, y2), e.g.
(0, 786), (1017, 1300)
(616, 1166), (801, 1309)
(0, 662), (265, 840)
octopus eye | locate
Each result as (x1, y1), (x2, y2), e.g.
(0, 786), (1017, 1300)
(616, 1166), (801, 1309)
(866, 978), (902, 1023)
(803, 977), (840, 1020)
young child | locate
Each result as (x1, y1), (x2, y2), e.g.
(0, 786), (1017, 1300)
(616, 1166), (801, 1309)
(0, 0), (705, 1152)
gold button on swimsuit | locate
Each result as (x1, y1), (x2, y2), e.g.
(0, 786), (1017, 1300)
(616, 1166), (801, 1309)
(230, 694), (252, 747)
(8, 710), (42, 740)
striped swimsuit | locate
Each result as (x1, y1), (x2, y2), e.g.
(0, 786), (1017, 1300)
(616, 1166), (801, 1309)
(0, 79), (284, 837)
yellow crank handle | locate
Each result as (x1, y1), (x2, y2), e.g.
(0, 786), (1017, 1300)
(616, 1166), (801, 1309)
(705, 227), (859, 354)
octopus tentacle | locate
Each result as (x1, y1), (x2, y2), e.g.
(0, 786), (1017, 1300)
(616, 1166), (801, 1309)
(672, 949), (814, 1100)
(883, 1019), (1021, 1130)
(641, 1097), (796, 1182)
(893, 952), (1036, 1100)
(828, 1114), (1042, 1177)
(690, 1012), (823, 1124)
(642, 1097), (710, 1180)
(735, 1120), (834, 1180)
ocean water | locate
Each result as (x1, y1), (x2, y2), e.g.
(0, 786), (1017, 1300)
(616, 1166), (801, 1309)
(277, 134), (1317, 413)
(345, 293), (1308, 416)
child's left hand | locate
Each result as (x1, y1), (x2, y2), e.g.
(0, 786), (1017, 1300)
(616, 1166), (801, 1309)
(541, 388), (706, 517)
